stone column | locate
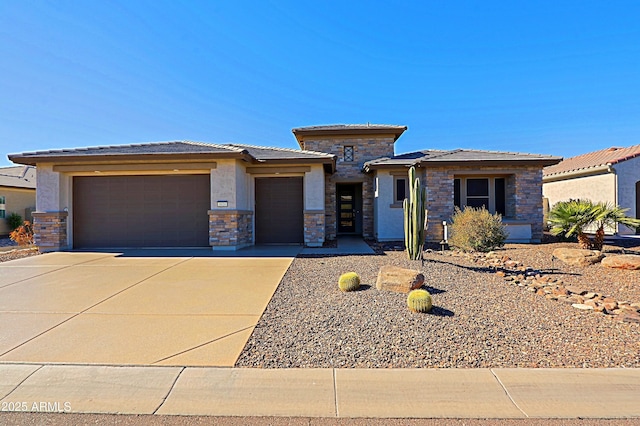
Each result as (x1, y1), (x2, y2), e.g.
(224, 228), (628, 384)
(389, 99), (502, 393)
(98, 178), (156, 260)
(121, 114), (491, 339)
(208, 210), (253, 250)
(32, 211), (68, 252)
(304, 210), (325, 247)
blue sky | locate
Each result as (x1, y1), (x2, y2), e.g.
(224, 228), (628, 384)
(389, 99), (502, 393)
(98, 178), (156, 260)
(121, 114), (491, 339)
(1, 1), (639, 166)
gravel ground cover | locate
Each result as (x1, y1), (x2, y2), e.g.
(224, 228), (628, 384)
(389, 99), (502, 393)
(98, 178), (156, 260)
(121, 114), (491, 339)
(0, 247), (39, 263)
(236, 241), (640, 369)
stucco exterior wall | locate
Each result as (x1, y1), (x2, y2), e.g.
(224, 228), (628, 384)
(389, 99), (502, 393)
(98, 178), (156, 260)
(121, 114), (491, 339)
(304, 165), (325, 211)
(543, 173), (616, 209)
(373, 170), (405, 241)
(613, 156), (640, 234)
(210, 159), (241, 209)
(0, 187), (36, 235)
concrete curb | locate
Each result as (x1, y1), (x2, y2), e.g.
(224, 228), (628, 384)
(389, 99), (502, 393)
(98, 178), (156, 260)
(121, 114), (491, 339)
(1, 364), (639, 418)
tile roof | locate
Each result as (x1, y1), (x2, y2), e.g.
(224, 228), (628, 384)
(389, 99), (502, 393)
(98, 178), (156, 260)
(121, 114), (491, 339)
(543, 144), (640, 176)
(292, 124), (408, 132)
(9, 141), (243, 160)
(292, 124), (408, 144)
(364, 149), (561, 170)
(0, 165), (36, 189)
(8, 141), (336, 166)
(223, 143), (335, 161)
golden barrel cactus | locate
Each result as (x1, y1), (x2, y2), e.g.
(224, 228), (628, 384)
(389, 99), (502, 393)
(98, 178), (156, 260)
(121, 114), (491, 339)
(338, 272), (361, 292)
(407, 289), (433, 313)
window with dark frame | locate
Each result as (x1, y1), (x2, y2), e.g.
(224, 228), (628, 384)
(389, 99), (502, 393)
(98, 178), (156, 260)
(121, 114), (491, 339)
(454, 177), (507, 216)
(466, 178), (489, 209)
(0, 196), (5, 219)
(395, 178), (406, 202)
(343, 146), (354, 162)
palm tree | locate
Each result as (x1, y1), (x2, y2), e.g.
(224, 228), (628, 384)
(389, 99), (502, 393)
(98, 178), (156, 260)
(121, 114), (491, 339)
(592, 202), (640, 250)
(548, 199), (598, 249)
(549, 199), (640, 250)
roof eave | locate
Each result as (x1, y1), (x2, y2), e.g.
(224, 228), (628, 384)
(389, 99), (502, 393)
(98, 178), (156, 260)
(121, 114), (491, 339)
(543, 164), (613, 182)
(7, 152), (252, 166)
(419, 159), (562, 168)
(253, 156), (336, 173)
(292, 126), (407, 146)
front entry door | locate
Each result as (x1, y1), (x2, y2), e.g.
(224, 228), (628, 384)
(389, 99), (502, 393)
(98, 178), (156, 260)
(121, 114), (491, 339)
(337, 186), (356, 233)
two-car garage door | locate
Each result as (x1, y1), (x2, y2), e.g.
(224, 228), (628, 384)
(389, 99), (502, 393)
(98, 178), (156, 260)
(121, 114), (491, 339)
(73, 175), (210, 248)
(73, 175), (305, 248)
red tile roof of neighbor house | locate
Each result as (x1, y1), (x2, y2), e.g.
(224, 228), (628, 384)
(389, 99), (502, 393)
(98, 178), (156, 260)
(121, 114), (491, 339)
(543, 144), (640, 177)
(0, 165), (36, 189)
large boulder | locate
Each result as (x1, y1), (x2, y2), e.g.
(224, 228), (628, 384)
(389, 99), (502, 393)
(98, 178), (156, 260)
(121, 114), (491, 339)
(376, 265), (424, 293)
(552, 248), (604, 267)
(602, 254), (640, 270)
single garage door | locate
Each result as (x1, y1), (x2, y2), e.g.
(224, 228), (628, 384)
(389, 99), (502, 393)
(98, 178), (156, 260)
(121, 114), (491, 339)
(73, 175), (210, 248)
(255, 177), (303, 244)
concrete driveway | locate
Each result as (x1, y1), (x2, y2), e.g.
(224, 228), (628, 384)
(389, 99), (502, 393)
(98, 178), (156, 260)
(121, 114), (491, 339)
(0, 251), (293, 366)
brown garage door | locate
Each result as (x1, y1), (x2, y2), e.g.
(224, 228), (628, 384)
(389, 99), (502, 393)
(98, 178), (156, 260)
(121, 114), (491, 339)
(255, 177), (303, 244)
(73, 175), (210, 248)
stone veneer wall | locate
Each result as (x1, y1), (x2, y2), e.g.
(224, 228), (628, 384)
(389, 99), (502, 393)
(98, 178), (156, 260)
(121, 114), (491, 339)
(303, 137), (395, 240)
(304, 210), (325, 246)
(513, 167), (544, 242)
(32, 211), (68, 252)
(425, 166), (545, 242)
(208, 210), (253, 248)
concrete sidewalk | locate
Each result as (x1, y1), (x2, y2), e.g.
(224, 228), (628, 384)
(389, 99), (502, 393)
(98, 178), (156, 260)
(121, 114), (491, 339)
(1, 364), (638, 418)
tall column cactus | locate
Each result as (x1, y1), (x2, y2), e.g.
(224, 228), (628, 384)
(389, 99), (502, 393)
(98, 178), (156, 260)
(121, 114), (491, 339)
(403, 166), (428, 260)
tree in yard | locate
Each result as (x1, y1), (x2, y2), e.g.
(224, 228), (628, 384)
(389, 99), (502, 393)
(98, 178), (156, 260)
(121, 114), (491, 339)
(548, 199), (640, 250)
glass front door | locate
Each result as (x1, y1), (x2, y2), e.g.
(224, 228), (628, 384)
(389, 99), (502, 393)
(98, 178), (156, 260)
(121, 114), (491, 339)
(337, 186), (356, 233)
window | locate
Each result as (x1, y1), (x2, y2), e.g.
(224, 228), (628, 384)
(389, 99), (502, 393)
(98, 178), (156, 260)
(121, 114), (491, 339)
(343, 146), (354, 162)
(393, 177), (409, 203)
(454, 177), (507, 216)
(0, 195), (5, 219)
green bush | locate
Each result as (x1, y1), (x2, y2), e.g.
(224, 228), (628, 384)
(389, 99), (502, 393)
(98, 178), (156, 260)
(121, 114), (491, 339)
(448, 207), (507, 252)
(6, 213), (23, 231)
(338, 272), (360, 292)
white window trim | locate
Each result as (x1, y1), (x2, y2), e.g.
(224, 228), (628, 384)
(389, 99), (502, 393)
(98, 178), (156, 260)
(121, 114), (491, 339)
(393, 176), (409, 205)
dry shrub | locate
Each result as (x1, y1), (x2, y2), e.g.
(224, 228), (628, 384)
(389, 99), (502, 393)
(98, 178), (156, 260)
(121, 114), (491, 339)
(449, 207), (507, 252)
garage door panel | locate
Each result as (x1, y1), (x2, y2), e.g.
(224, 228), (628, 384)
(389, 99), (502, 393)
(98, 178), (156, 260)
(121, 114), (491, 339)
(255, 177), (303, 244)
(74, 175), (210, 248)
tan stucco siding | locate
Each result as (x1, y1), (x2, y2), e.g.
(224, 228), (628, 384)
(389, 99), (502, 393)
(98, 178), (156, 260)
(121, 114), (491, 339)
(210, 159), (240, 209)
(373, 170), (405, 240)
(304, 165), (325, 211)
(613, 156), (640, 234)
(543, 172), (616, 209)
(0, 187), (36, 235)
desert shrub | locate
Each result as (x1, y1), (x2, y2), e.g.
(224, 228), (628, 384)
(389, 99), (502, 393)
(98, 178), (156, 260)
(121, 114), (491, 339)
(448, 207), (507, 252)
(9, 220), (35, 246)
(6, 212), (23, 231)
(407, 289), (433, 313)
(338, 272), (360, 292)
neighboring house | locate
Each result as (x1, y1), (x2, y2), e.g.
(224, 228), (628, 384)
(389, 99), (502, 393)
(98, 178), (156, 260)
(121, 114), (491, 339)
(8, 125), (561, 251)
(0, 165), (36, 236)
(543, 144), (640, 235)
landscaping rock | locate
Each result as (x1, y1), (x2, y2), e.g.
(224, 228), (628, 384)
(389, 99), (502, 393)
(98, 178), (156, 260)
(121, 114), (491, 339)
(565, 285), (586, 295)
(376, 265), (424, 293)
(572, 303), (594, 310)
(553, 248), (604, 266)
(601, 254), (640, 270)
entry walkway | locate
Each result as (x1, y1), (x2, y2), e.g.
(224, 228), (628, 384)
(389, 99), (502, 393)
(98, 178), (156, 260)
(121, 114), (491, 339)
(301, 236), (374, 255)
(0, 364), (638, 418)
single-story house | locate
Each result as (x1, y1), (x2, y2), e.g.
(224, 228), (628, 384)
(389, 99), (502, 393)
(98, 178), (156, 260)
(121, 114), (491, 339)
(8, 124), (561, 251)
(543, 144), (640, 235)
(0, 165), (36, 236)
